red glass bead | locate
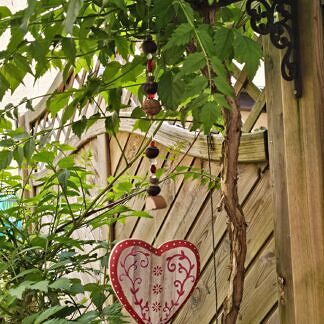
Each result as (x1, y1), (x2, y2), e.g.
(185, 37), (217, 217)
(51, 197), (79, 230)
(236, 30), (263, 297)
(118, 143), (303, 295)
(147, 93), (155, 99)
(150, 164), (157, 173)
(147, 59), (154, 72)
(150, 140), (156, 147)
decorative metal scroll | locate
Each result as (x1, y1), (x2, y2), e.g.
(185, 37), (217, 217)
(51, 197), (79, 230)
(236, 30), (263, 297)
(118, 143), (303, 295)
(246, 0), (302, 98)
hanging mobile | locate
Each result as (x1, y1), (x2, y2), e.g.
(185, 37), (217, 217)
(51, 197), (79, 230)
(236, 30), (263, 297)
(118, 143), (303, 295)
(140, 34), (166, 210)
(109, 35), (201, 324)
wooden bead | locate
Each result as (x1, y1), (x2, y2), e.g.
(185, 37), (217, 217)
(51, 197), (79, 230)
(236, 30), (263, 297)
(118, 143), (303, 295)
(149, 176), (159, 184)
(143, 81), (158, 95)
(142, 98), (161, 116)
(145, 146), (159, 159)
(146, 195), (167, 210)
(150, 165), (157, 173)
(142, 36), (157, 54)
(147, 185), (161, 196)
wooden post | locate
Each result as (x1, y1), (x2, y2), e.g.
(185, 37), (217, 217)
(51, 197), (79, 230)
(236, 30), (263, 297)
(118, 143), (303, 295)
(265, 1), (324, 322)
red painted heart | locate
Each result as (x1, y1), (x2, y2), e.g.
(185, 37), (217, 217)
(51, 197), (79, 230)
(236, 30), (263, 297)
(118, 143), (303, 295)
(109, 239), (200, 324)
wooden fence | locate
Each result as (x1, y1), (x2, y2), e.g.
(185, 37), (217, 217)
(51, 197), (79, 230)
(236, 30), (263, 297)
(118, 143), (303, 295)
(21, 56), (279, 323)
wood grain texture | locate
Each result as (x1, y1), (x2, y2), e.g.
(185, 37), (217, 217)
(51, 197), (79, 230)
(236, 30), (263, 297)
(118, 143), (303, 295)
(174, 170), (274, 324)
(264, 35), (295, 323)
(264, 2), (324, 322)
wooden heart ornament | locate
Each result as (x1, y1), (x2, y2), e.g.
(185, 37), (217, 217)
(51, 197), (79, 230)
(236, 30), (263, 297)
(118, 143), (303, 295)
(109, 239), (200, 324)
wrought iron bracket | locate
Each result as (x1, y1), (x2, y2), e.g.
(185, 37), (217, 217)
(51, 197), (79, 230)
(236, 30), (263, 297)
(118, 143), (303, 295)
(246, 0), (302, 98)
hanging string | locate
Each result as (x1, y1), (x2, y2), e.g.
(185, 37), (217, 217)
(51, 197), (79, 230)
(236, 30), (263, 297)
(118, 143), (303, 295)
(146, 0), (151, 34)
(207, 133), (219, 323)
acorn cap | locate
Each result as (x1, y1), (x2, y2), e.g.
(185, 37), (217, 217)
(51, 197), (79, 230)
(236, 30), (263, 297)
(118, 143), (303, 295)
(142, 98), (161, 116)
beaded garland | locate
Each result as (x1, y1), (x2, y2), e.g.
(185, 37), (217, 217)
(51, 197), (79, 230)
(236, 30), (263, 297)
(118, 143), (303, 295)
(140, 35), (166, 209)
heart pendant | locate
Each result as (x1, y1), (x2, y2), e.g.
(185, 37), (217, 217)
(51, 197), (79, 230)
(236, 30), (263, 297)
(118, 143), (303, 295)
(109, 239), (200, 324)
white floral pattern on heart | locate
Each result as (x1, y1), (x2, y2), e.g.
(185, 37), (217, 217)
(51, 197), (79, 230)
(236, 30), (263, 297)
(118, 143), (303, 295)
(109, 239), (200, 324)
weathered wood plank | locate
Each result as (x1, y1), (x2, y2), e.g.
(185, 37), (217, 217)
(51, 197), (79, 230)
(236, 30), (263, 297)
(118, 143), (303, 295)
(263, 308), (280, 324)
(232, 64), (261, 101)
(242, 90), (266, 133)
(109, 133), (129, 176)
(174, 171), (274, 323)
(236, 240), (277, 324)
(264, 35), (294, 324)
(154, 159), (217, 246)
(131, 154), (195, 243)
(186, 163), (266, 268)
(119, 118), (267, 162)
(264, 1), (324, 322)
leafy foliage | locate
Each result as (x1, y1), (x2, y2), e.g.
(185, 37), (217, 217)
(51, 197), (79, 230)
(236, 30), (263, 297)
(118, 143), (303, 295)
(0, 0), (261, 136)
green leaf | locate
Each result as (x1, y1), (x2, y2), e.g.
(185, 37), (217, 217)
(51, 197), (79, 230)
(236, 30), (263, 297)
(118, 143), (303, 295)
(0, 6), (11, 19)
(214, 93), (231, 109)
(21, 0), (37, 31)
(102, 62), (121, 83)
(47, 92), (70, 116)
(0, 116), (12, 129)
(23, 138), (35, 162)
(200, 101), (219, 134)
(0, 150), (13, 169)
(62, 37), (76, 65)
(180, 52), (205, 75)
(1, 62), (27, 92)
(114, 181), (132, 194)
(214, 27), (234, 60)
(214, 75), (234, 97)
(159, 71), (184, 109)
(233, 32), (262, 80)
(197, 24), (215, 57)
(49, 278), (71, 291)
(58, 169), (71, 190)
(58, 155), (75, 168)
(33, 151), (55, 163)
(115, 36), (129, 59)
(110, 0), (127, 11)
(133, 119), (151, 132)
(185, 75), (208, 97)
(34, 306), (66, 324)
(210, 56), (227, 79)
(30, 280), (49, 293)
(0, 73), (10, 100)
(13, 146), (24, 167)
(9, 281), (32, 299)
(164, 23), (193, 49)
(30, 236), (48, 249)
(61, 100), (77, 124)
(0, 138), (14, 147)
(64, 0), (82, 34)
(105, 113), (120, 136)
(72, 116), (87, 138)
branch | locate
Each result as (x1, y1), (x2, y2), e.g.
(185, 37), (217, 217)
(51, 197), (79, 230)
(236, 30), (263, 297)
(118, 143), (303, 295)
(222, 95), (247, 324)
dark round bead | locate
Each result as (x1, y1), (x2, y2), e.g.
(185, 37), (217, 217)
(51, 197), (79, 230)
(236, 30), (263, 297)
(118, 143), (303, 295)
(142, 38), (157, 54)
(143, 82), (158, 95)
(150, 176), (159, 185)
(147, 185), (161, 196)
(145, 146), (159, 159)
(150, 164), (157, 173)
